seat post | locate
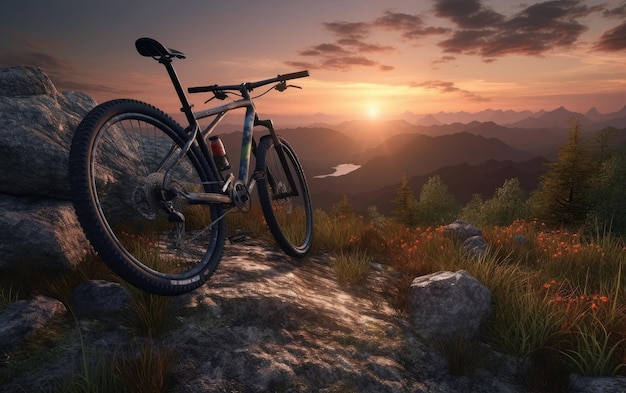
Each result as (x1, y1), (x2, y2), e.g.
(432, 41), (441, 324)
(159, 57), (196, 126)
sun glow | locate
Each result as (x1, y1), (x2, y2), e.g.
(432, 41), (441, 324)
(367, 106), (379, 118)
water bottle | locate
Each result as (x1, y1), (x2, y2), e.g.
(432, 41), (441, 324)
(209, 136), (231, 171)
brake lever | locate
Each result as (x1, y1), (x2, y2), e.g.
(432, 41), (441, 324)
(214, 90), (228, 100)
(275, 81), (302, 92)
(203, 90), (228, 104)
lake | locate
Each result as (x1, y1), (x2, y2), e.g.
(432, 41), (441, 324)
(314, 163), (361, 178)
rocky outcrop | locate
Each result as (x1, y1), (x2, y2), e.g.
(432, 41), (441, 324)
(0, 241), (528, 393)
(0, 66), (95, 271)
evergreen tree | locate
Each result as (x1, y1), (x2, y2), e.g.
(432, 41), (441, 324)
(481, 178), (529, 226)
(590, 145), (626, 233)
(391, 175), (416, 226)
(332, 194), (354, 217)
(414, 175), (458, 226)
(533, 118), (597, 226)
(460, 193), (486, 227)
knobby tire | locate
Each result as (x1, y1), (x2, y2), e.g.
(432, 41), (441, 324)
(69, 99), (225, 295)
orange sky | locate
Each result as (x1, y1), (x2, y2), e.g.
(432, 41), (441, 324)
(1, 0), (625, 122)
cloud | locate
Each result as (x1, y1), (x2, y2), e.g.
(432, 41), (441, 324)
(299, 43), (351, 57)
(287, 1), (603, 71)
(372, 11), (450, 40)
(434, 0), (504, 29)
(323, 21), (371, 40)
(602, 2), (626, 18)
(434, 0), (601, 59)
(431, 55), (458, 68)
(594, 21), (626, 51)
(412, 80), (489, 102)
(287, 10), (446, 72)
(289, 18), (396, 72)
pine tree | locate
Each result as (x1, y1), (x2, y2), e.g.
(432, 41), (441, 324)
(534, 118), (597, 226)
(332, 194), (354, 218)
(391, 175), (416, 225)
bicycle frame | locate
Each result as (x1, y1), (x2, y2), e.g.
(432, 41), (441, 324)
(156, 52), (298, 209)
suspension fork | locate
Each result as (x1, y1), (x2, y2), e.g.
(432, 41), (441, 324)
(253, 115), (299, 198)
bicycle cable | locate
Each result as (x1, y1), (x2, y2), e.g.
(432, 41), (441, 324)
(203, 82), (301, 104)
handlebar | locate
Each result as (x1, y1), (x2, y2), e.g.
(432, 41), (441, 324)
(188, 70), (309, 94)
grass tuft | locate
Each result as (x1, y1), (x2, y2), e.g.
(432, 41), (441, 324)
(333, 248), (372, 284)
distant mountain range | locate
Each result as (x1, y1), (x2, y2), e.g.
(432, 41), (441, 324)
(212, 106), (626, 214)
(260, 105), (626, 130)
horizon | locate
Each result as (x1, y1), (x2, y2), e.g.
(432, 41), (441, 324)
(1, 1), (625, 120)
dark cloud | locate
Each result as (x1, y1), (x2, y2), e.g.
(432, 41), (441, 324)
(434, 0), (600, 59)
(290, 18), (396, 72)
(323, 21), (370, 40)
(287, 0), (604, 71)
(299, 43), (350, 57)
(594, 21), (626, 51)
(373, 11), (450, 39)
(602, 2), (626, 18)
(411, 80), (489, 102)
(434, 0), (504, 29)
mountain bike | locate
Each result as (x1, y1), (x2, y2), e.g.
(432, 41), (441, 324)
(69, 37), (313, 295)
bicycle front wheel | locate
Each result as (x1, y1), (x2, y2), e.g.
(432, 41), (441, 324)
(69, 99), (225, 295)
(255, 135), (313, 257)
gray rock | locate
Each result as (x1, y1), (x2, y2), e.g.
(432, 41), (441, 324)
(0, 66), (58, 97)
(444, 219), (482, 243)
(0, 67), (96, 199)
(0, 295), (66, 351)
(71, 280), (131, 318)
(0, 194), (90, 271)
(408, 270), (492, 340)
(569, 374), (626, 393)
(0, 66), (96, 272)
(463, 235), (488, 257)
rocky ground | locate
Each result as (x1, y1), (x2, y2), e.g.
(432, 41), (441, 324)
(1, 239), (623, 392)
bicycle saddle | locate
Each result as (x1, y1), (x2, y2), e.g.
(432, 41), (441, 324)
(135, 37), (186, 60)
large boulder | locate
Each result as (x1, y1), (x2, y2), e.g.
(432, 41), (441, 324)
(0, 295), (66, 351)
(0, 194), (89, 271)
(408, 270), (492, 340)
(0, 66), (96, 199)
(0, 66), (96, 272)
(71, 280), (131, 318)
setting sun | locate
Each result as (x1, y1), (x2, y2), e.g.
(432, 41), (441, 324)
(367, 106), (379, 118)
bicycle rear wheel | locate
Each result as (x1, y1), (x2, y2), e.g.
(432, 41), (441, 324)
(69, 99), (225, 295)
(255, 135), (313, 257)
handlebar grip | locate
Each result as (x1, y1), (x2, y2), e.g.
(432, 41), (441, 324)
(278, 70), (309, 81)
(188, 85), (219, 94)
(188, 86), (212, 94)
